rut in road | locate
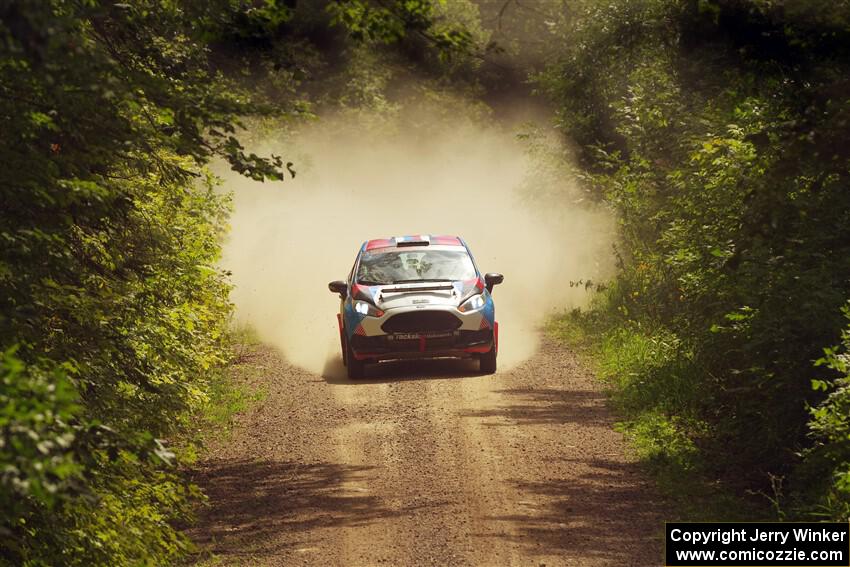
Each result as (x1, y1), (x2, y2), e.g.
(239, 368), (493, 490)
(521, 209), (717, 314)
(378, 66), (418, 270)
(188, 335), (666, 566)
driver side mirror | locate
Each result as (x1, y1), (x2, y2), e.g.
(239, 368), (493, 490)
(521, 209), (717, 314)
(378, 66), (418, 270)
(328, 280), (347, 298)
(484, 272), (504, 293)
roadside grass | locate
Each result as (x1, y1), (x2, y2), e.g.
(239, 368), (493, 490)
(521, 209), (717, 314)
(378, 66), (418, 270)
(200, 361), (267, 438)
(178, 324), (268, 465)
(547, 310), (766, 521)
(204, 324), (268, 439)
(180, 324), (270, 565)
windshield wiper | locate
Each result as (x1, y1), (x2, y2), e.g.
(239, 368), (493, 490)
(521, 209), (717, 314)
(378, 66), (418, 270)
(357, 279), (389, 286)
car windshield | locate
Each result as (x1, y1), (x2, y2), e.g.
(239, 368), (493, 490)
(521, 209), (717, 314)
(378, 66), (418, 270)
(356, 248), (476, 285)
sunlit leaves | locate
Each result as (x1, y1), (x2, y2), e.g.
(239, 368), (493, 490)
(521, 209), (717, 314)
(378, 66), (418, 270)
(540, 0), (850, 516)
(327, 0), (475, 60)
(806, 303), (850, 518)
(0, 348), (82, 512)
(1, 2), (242, 561)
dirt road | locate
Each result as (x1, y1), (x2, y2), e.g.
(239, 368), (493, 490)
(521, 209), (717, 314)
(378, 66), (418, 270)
(188, 336), (666, 566)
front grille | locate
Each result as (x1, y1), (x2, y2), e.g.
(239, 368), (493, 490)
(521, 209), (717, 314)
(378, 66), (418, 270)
(349, 335), (385, 350)
(424, 336), (455, 350)
(381, 310), (462, 333)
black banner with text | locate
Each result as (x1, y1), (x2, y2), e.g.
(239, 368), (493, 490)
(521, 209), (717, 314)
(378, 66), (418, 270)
(665, 523), (850, 566)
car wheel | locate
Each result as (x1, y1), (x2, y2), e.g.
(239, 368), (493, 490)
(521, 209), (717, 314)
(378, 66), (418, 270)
(479, 347), (497, 374)
(346, 338), (366, 380)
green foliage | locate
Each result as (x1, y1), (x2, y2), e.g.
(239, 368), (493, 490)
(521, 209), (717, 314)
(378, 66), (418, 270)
(551, 306), (706, 473)
(0, 349), (82, 518)
(327, 0), (477, 63)
(0, 1), (287, 564)
(799, 303), (850, 519)
(0, 158), (233, 565)
(550, 309), (764, 521)
(541, 0), (850, 516)
(0, 1), (291, 184)
(196, 343), (268, 442)
(0, 1), (481, 562)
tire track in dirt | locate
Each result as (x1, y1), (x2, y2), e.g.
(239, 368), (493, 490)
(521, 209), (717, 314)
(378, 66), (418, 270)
(188, 336), (666, 566)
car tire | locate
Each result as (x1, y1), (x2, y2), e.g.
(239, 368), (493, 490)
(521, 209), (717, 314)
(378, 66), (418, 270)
(479, 347), (497, 374)
(346, 338), (366, 380)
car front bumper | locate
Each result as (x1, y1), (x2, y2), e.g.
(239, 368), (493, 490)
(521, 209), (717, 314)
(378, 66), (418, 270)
(347, 300), (498, 361)
(349, 327), (495, 361)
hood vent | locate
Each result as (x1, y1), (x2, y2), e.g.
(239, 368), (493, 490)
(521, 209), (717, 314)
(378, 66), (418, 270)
(380, 283), (454, 294)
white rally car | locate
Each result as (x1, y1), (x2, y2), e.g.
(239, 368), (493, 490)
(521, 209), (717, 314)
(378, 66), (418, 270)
(328, 235), (503, 379)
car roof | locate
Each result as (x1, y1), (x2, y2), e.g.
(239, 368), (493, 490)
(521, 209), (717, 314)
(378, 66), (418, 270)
(363, 235), (464, 251)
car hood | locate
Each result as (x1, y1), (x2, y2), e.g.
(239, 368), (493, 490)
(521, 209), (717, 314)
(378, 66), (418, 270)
(353, 279), (484, 310)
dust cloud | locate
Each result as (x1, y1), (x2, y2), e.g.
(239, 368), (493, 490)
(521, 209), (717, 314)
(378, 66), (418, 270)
(219, 106), (615, 377)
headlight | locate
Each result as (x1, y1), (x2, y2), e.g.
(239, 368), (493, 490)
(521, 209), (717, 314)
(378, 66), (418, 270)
(458, 293), (485, 313)
(353, 300), (384, 317)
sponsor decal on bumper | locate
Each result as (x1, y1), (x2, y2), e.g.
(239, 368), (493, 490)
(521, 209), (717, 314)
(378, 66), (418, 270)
(388, 331), (454, 340)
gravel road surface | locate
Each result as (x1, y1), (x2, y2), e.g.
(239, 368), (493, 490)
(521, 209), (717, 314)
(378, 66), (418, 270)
(189, 336), (665, 566)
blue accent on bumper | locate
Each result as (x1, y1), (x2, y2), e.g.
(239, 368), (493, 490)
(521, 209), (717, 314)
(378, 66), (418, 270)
(481, 291), (496, 326)
(343, 299), (365, 339)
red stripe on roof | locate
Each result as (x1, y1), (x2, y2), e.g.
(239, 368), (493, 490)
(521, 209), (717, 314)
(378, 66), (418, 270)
(430, 235), (462, 246)
(365, 235), (461, 249)
(365, 238), (393, 250)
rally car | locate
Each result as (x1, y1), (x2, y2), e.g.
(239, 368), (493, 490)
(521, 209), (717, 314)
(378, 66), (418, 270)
(328, 235), (503, 379)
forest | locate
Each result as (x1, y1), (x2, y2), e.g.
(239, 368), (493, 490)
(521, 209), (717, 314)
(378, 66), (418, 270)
(543, 0), (850, 521)
(2, 0), (849, 564)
